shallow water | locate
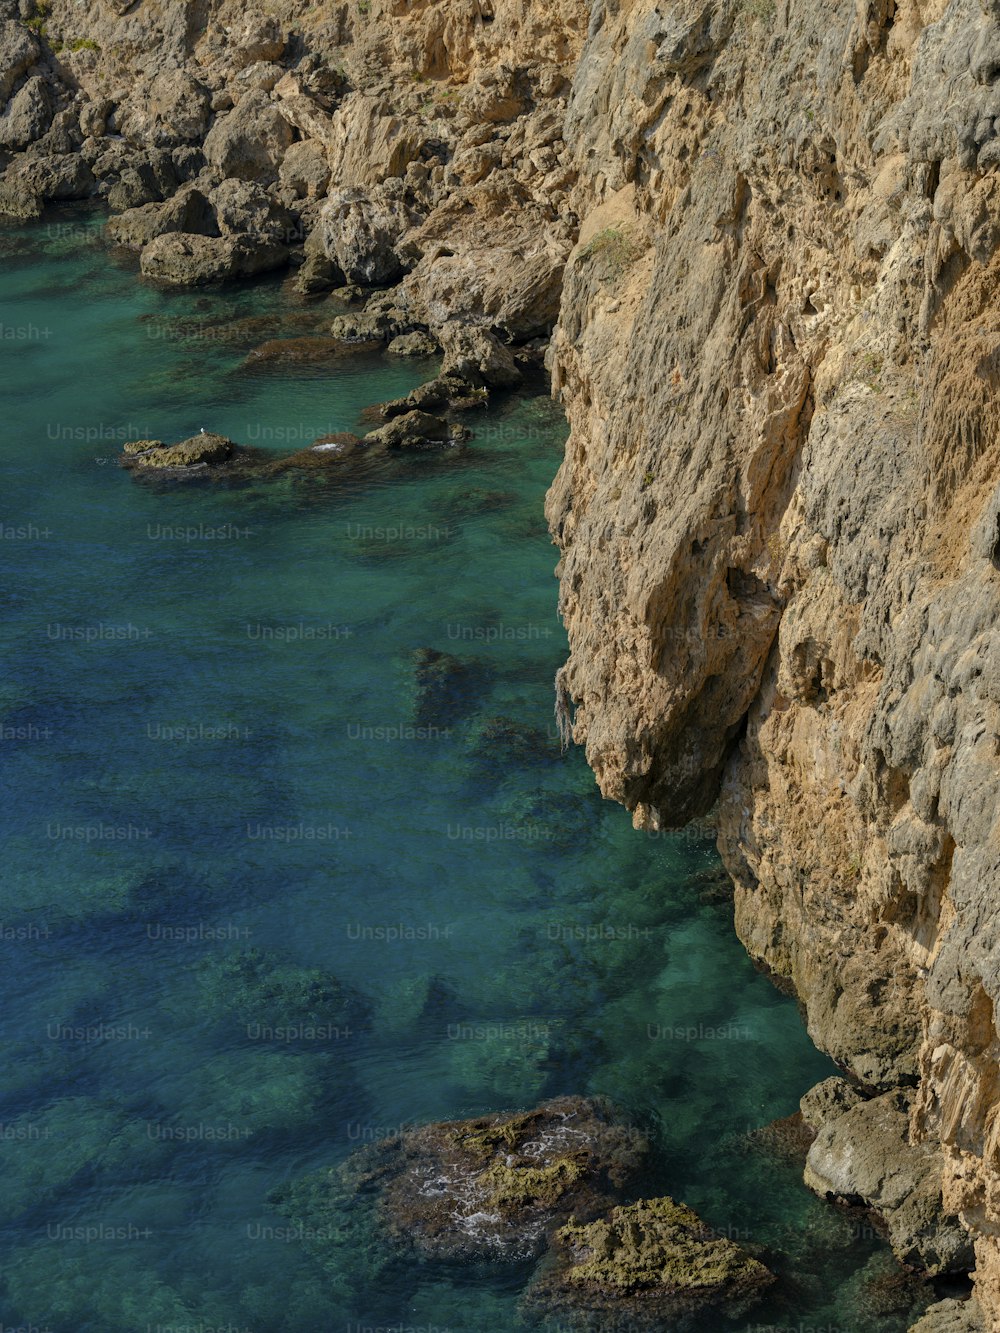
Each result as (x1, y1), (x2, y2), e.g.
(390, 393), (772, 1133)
(0, 211), (932, 1332)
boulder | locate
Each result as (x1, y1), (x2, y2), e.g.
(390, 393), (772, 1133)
(803, 1089), (974, 1275)
(5, 153), (94, 202)
(319, 185), (412, 286)
(278, 139), (330, 200)
(439, 323), (522, 387)
(387, 330), (439, 357)
(0, 176), (41, 218)
(0, 20), (38, 102)
(210, 177), (299, 243)
(400, 196), (570, 338)
(337, 1097), (649, 1264)
(203, 90), (294, 182)
(293, 247), (341, 295)
(0, 76), (52, 151)
(272, 76), (338, 144)
(32, 108), (82, 158)
(234, 61), (284, 94)
(369, 375), (485, 422)
(139, 232), (288, 286)
(910, 1298), (986, 1332)
(329, 310), (401, 343)
(106, 167), (160, 213)
(79, 98), (112, 138)
(525, 1196), (775, 1328)
(118, 70), (211, 147)
(799, 1075), (865, 1130)
(107, 186), (218, 249)
(460, 65), (530, 125)
(122, 433), (235, 469)
(226, 14), (286, 71)
(364, 410), (456, 450)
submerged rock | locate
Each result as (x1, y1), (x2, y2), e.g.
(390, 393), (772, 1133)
(525, 1195), (774, 1329)
(195, 946), (369, 1035)
(464, 714), (559, 773)
(738, 1110), (816, 1164)
(341, 1096), (648, 1263)
(242, 336), (378, 369)
(261, 434), (365, 476)
(407, 647), (482, 726)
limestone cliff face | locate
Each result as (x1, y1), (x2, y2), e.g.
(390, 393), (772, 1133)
(546, 0), (1000, 1323)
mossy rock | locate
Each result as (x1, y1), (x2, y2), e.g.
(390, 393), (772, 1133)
(335, 1096), (649, 1264)
(0, 1098), (171, 1223)
(373, 972), (458, 1037)
(525, 1195), (775, 1328)
(269, 1166), (401, 1306)
(3, 1245), (194, 1332)
(170, 1048), (330, 1140)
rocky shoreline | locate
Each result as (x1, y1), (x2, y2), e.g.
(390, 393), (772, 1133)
(2, 0), (997, 1327)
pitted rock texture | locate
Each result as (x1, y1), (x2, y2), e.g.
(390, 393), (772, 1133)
(545, 0), (1000, 1323)
(803, 1087), (973, 1274)
(0, 0), (587, 348)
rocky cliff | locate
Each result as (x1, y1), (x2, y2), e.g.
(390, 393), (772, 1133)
(2, 0), (998, 1327)
(546, 0), (1000, 1327)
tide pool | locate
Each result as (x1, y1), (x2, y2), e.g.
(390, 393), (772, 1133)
(0, 211), (933, 1332)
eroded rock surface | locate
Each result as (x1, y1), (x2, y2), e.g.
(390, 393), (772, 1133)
(803, 1088), (973, 1274)
(340, 1097), (648, 1263)
(525, 1196), (774, 1328)
(543, 1), (1000, 1319)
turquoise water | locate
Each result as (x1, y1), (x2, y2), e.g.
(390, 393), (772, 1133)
(0, 212), (929, 1332)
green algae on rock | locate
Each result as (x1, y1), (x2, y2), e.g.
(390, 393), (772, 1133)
(525, 1195), (775, 1328)
(334, 1096), (648, 1264)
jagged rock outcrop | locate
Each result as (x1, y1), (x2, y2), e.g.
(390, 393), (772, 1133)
(524, 1195), (775, 1327)
(803, 1087), (973, 1273)
(544, 0), (1000, 1324)
(0, 0), (587, 336)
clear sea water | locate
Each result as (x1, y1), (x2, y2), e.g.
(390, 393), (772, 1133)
(0, 211), (935, 1332)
